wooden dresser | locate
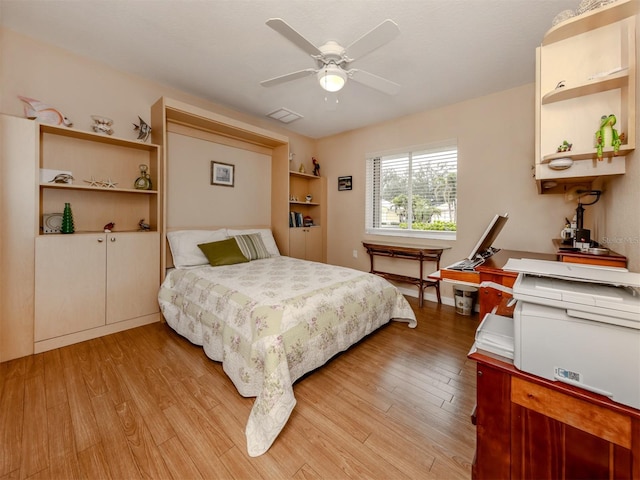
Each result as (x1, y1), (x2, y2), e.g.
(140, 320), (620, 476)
(470, 351), (640, 479)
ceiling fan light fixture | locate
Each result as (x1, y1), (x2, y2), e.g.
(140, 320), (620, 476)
(318, 64), (346, 92)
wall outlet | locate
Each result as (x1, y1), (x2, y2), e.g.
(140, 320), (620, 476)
(352, 249), (358, 258)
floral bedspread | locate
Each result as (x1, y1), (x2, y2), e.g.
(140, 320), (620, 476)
(158, 256), (416, 456)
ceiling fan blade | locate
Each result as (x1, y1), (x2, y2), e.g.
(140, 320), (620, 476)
(260, 69), (317, 87)
(349, 69), (401, 95)
(266, 18), (322, 57)
(345, 19), (400, 62)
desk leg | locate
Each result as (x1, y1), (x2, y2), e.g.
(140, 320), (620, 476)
(418, 258), (424, 308)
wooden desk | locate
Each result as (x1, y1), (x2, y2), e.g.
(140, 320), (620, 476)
(362, 242), (446, 307)
(553, 239), (628, 268)
(441, 249), (556, 319)
(470, 351), (640, 479)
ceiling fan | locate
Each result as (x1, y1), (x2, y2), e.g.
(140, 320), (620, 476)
(260, 18), (401, 95)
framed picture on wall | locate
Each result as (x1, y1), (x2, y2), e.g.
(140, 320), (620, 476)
(338, 176), (352, 191)
(211, 161), (234, 187)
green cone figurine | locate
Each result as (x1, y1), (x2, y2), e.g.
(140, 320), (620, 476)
(61, 202), (75, 234)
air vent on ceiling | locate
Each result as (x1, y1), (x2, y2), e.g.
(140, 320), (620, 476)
(266, 107), (303, 124)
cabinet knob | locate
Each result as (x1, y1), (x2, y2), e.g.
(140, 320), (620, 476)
(97, 238), (104, 243)
(110, 237), (116, 242)
(478, 370), (483, 377)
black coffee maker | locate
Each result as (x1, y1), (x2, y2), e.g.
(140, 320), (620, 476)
(574, 190), (601, 249)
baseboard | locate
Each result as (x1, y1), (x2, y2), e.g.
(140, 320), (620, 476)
(34, 312), (161, 354)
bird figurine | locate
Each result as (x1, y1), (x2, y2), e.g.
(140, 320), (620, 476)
(103, 222), (115, 233)
(312, 157), (320, 176)
(138, 219), (151, 231)
(133, 116), (152, 142)
(18, 95), (73, 127)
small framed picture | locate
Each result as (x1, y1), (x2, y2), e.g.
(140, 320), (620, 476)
(211, 161), (234, 187)
(338, 175), (352, 191)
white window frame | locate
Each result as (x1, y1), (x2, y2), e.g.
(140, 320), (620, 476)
(365, 140), (457, 240)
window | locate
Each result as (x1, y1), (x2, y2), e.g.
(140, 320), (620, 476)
(366, 140), (457, 239)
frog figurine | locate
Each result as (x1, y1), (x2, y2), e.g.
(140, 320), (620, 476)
(595, 114), (621, 160)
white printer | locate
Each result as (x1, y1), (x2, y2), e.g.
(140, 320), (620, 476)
(505, 259), (640, 410)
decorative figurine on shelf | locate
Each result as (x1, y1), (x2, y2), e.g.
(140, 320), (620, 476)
(50, 173), (74, 184)
(595, 114), (622, 160)
(91, 115), (114, 135)
(103, 222), (115, 233)
(133, 116), (152, 142)
(138, 219), (151, 231)
(61, 203), (75, 234)
(312, 157), (320, 176)
(102, 178), (118, 188)
(18, 95), (73, 127)
(298, 163), (306, 174)
(134, 164), (152, 190)
(305, 195), (312, 203)
(557, 140), (572, 153)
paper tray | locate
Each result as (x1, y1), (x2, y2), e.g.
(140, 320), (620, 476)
(474, 313), (514, 360)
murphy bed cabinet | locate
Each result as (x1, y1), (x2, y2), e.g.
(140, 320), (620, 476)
(471, 352), (640, 479)
(535, 0), (637, 193)
(289, 171), (326, 263)
(34, 123), (162, 353)
(150, 97), (305, 266)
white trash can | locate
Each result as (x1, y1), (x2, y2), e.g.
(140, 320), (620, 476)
(454, 285), (478, 316)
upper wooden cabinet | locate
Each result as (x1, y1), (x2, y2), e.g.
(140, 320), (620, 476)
(535, 0), (637, 193)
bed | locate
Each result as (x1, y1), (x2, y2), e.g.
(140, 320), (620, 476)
(158, 228), (416, 456)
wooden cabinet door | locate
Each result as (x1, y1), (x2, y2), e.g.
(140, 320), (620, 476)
(475, 364), (511, 480)
(304, 227), (323, 262)
(106, 232), (159, 324)
(288, 228), (306, 260)
(289, 227), (323, 262)
(35, 234), (106, 341)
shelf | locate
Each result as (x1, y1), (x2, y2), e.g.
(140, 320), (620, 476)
(40, 229), (157, 236)
(289, 171), (321, 179)
(40, 183), (158, 194)
(40, 123), (160, 151)
(541, 69), (629, 104)
(542, 0), (637, 46)
(290, 200), (319, 206)
(541, 145), (635, 163)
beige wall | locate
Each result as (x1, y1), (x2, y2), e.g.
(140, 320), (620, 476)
(0, 27), (317, 187)
(2, 25), (638, 287)
(318, 86), (565, 268)
(593, 11), (640, 273)
(317, 82), (639, 297)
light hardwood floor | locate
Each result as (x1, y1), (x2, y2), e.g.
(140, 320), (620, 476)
(0, 297), (479, 479)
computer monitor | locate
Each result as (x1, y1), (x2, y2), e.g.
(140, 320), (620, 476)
(467, 213), (509, 261)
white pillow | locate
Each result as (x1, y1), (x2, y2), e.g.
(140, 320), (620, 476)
(227, 228), (280, 257)
(167, 229), (228, 268)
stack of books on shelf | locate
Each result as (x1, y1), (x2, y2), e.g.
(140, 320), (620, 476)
(290, 211), (304, 228)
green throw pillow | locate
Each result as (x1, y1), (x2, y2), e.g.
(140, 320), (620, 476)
(197, 238), (249, 266)
(234, 233), (271, 260)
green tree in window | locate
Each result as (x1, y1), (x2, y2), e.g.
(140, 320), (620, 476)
(433, 171), (457, 223)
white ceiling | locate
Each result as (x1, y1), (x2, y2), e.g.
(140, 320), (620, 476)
(1, 0), (582, 139)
